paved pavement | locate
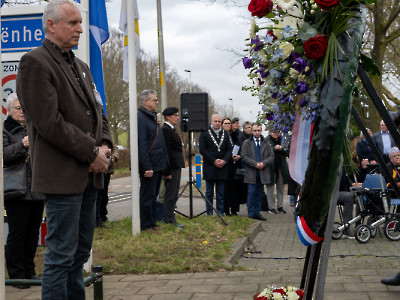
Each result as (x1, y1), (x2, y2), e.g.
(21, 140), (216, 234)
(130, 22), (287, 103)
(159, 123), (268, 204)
(6, 175), (400, 299)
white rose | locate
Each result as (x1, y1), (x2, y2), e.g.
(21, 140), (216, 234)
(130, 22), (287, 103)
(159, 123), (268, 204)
(274, 16), (299, 38)
(289, 68), (299, 79)
(288, 5), (304, 18)
(287, 291), (299, 299)
(276, 0), (297, 11)
(280, 42), (294, 57)
(272, 293), (284, 300)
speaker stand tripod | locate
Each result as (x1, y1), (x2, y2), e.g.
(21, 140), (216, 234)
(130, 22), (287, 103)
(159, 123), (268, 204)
(175, 131), (227, 225)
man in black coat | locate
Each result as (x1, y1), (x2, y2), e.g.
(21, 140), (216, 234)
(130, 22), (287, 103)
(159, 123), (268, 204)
(138, 90), (168, 231)
(161, 107), (185, 227)
(199, 114), (232, 215)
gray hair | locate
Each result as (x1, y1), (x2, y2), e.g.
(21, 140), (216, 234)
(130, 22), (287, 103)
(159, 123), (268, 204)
(139, 90), (157, 105)
(43, 0), (80, 35)
(211, 114), (221, 121)
(5, 93), (19, 113)
(389, 147), (400, 158)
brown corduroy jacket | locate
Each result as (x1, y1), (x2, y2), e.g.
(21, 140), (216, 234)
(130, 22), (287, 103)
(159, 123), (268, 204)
(17, 38), (113, 194)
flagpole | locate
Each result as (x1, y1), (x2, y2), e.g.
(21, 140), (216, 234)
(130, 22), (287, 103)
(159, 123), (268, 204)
(156, 0), (167, 112)
(127, 0), (141, 235)
(0, 4), (5, 299)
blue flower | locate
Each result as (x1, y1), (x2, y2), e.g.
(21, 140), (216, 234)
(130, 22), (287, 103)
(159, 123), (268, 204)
(256, 66), (269, 78)
(293, 57), (307, 73)
(251, 36), (264, 51)
(266, 110), (274, 120)
(294, 82), (309, 94)
(282, 25), (292, 39)
(264, 34), (274, 44)
(271, 49), (284, 62)
(242, 57), (253, 69)
(270, 69), (282, 78)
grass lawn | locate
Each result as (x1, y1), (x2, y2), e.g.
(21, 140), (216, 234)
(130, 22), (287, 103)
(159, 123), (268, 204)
(31, 215), (255, 276)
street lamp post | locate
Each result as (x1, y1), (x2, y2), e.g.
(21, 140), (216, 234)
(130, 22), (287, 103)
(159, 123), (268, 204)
(185, 69), (192, 92)
(228, 98), (233, 116)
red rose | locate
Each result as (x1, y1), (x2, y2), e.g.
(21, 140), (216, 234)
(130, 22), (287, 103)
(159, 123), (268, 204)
(273, 288), (286, 295)
(315, 0), (341, 11)
(303, 34), (329, 60)
(296, 289), (305, 300)
(248, 0), (273, 18)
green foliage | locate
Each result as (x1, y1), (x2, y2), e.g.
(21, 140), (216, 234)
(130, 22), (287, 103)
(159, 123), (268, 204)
(359, 53), (382, 76)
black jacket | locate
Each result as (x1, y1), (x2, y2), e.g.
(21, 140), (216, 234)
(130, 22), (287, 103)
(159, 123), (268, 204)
(161, 123), (185, 176)
(137, 107), (168, 173)
(199, 126), (232, 181)
(3, 116), (43, 201)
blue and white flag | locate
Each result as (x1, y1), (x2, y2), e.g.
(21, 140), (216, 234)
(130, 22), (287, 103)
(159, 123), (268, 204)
(119, 0), (140, 82)
(89, 0), (109, 114)
(289, 112), (313, 185)
(1, 0), (5, 7)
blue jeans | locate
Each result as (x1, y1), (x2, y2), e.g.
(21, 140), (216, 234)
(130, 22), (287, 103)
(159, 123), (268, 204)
(247, 177), (263, 217)
(205, 180), (225, 215)
(41, 175), (97, 300)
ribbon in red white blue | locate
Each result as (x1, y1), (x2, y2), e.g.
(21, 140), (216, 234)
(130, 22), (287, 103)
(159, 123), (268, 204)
(296, 216), (324, 246)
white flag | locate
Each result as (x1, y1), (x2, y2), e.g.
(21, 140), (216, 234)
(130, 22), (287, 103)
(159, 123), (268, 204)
(119, 0), (140, 82)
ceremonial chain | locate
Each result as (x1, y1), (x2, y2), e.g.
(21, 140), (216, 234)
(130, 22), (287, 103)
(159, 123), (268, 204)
(208, 129), (224, 152)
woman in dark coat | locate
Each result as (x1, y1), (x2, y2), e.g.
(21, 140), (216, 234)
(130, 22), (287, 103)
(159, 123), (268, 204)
(3, 93), (44, 285)
(221, 118), (240, 215)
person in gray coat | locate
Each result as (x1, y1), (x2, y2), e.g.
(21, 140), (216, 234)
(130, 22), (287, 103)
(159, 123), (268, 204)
(241, 123), (274, 220)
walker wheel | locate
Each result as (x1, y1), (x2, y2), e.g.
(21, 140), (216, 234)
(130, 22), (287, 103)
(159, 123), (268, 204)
(355, 224), (371, 244)
(332, 222), (343, 240)
(384, 219), (400, 241)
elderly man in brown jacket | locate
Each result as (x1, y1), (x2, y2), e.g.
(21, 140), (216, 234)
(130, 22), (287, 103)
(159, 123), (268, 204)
(16, 1), (112, 299)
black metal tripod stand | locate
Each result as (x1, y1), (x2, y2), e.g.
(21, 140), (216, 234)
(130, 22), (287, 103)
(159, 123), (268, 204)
(175, 131), (227, 225)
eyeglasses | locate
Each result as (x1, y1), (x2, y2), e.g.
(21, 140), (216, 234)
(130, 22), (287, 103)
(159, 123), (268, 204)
(13, 106), (22, 111)
(223, 122), (231, 125)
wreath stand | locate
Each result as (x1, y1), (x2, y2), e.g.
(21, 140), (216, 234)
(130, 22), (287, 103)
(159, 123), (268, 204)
(294, 6), (400, 299)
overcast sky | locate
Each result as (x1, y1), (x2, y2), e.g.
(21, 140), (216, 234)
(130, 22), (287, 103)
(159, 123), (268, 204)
(106, 0), (261, 123)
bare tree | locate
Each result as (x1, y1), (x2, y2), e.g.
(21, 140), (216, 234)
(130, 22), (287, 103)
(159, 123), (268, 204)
(102, 29), (128, 146)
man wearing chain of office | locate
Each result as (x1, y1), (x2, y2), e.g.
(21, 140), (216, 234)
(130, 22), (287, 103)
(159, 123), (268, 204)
(199, 114), (232, 216)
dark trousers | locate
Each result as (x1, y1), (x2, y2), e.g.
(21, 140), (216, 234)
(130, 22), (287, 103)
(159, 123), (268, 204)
(247, 177), (263, 217)
(337, 191), (354, 225)
(140, 171), (162, 230)
(224, 163), (241, 215)
(163, 168), (181, 223)
(5, 199), (44, 279)
(205, 180), (225, 215)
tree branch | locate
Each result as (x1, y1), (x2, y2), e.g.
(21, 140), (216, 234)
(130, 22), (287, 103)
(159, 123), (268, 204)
(383, 2), (400, 33)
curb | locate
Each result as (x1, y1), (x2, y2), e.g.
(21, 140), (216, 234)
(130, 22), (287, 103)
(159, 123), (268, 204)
(226, 221), (263, 265)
